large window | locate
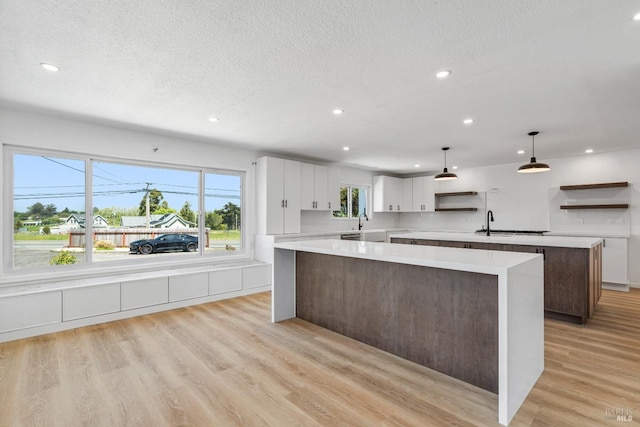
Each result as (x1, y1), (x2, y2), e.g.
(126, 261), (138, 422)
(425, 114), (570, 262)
(333, 185), (368, 218)
(8, 149), (244, 272)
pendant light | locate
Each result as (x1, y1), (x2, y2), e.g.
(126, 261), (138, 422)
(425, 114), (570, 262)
(517, 131), (550, 173)
(434, 147), (458, 181)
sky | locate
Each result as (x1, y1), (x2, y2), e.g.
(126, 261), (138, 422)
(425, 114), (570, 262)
(13, 154), (241, 214)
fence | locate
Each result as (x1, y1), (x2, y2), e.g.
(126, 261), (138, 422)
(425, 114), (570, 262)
(68, 228), (209, 248)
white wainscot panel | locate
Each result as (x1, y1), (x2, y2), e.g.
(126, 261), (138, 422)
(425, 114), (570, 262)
(169, 272), (209, 302)
(243, 264), (272, 289)
(209, 268), (242, 295)
(0, 292), (62, 333)
(63, 284), (120, 321)
(121, 277), (169, 310)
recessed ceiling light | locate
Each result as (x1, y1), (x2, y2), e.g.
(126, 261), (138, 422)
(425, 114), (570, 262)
(333, 109), (344, 115)
(414, 164), (420, 168)
(585, 149), (594, 154)
(343, 146), (350, 151)
(452, 166), (458, 170)
(40, 63), (60, 72)
(435, 70), (451, 79)
(517, 150), (525, 154)
(463, 118), (474, 125)
(208, 117), (219, 122)
(634, 12), (640, 21)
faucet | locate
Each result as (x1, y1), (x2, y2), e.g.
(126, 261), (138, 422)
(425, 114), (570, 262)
(358, 209), (369, 230)
(486, 210), (494, 236)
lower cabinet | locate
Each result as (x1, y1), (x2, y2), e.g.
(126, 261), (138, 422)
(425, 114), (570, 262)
(122, 277), (169, 310)
(0, 292), (62, 333)
(209, 268), (243, 295)
(169, 273), (209, 302)
(64, 284), (120, 321)
(0, 262), (273, 342)
(391, 237), (602, 323)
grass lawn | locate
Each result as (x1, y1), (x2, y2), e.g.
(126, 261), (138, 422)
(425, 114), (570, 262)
(209, 229), (241, 241)
(14, 233), (68, 241)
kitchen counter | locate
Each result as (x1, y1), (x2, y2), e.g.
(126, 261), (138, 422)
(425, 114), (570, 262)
(389, 231), (602, 248)
(273, 239), (544, 426)
(274, 239), (541, 275)
(389, 232), (603, 324)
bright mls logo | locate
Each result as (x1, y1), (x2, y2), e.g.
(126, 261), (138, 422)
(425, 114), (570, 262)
(605, 408), (633, 422)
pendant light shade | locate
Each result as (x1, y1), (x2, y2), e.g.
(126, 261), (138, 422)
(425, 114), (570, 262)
(518, 131), (550, 173)
(434, 147), (458, 181)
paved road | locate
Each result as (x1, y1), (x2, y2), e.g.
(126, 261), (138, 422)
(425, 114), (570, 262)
(12, 240), (241, 269)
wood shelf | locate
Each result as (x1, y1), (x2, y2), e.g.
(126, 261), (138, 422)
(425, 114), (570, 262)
(560, 182), (628, 191)
(435, 191), (478, 197)
(560, 204), (629, 210)
(435, 208), (478, 212)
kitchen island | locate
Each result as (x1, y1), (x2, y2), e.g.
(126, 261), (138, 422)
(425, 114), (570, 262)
(389, 232), (603, 323)
(273, 239), (544, 426)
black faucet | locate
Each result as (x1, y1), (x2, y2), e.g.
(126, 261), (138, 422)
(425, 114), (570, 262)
(358, 209), (369, 230)
(486, 210), (494, 236)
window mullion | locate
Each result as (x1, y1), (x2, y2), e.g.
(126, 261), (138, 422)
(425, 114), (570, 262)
(85, 159), (93, 265)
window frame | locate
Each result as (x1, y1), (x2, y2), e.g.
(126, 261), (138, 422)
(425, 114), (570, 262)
(2, 145), (247, 280)
(332, 184), (370, 219)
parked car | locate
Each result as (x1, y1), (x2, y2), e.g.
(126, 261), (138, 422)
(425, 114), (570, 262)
(130, 233), (198, 254)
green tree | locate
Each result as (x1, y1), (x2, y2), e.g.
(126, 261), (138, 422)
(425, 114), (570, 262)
(138, 188), (164, 216)
(205, 211), (224, 230)
(27, 202), (45, 217)
(216, 202), (241, 230)
(14, 216), (23, 232)
(44, 204), (57, 216)
(42, 225), (51, 235)
(180, 201), (196, 223)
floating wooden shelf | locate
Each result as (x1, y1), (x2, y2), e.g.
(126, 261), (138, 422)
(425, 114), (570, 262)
(560, 204), (629, 210)
(435, 208), (478, 212)
(560, 182), (628, 191)
(435, 191), (478, 197)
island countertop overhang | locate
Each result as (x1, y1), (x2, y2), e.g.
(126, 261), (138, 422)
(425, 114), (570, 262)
(274, 239), (541, 276)
(389, 231), (602, 248)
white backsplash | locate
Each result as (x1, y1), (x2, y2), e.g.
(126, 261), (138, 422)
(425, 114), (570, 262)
(300, 210), (399, 233)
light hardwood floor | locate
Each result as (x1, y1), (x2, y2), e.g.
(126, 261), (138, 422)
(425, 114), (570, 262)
(1, 289), (638, 426)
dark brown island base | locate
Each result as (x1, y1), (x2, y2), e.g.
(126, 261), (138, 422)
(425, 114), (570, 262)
(390, 232), (603, 324)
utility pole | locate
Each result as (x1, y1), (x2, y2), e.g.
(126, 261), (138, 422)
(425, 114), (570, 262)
(145, 183), (151, 228)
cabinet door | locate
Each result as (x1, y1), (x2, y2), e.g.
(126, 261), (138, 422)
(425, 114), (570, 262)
(439, 240), (467, 248)
(542, 246), (589, 317)
(401, 179), (412, 212)
(263, 157), (285, 234)
(300, 163), (316, 210)
(283, 160), (301, 233)
(601, 238), (628, 284)
(314, 165), (329, 210)
(412, 177), (425, 211)
(468, 242), (503, 250)
(422, 176), (435, 211)
(327, 166), (341, 212)
(502, 244), (541, 254)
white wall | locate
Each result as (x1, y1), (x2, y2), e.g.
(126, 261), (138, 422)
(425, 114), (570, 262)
(398, 149), (640, 285)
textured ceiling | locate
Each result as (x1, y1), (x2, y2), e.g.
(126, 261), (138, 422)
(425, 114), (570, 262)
(1, 1), (639, 174)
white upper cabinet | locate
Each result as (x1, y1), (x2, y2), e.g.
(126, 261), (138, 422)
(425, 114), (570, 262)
(411, 176), (435, 212)
(300, 163), (330, 210)
(256, 156), (301, 234)
(373, 176), (405, 212)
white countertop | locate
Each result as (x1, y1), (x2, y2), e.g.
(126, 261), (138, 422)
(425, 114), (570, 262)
(544, 231), (630, 238)
(274, 239), (540, 276)
(389, 231), (602, 248)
